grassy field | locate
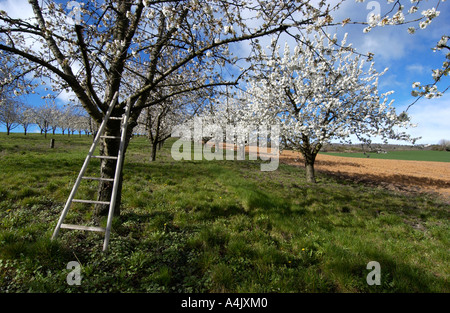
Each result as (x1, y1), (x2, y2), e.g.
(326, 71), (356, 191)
(322, 150), (450, 162)
(0, 133), (449, 292)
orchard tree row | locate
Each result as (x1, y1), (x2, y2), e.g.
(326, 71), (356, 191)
(0, 96), (97, 137)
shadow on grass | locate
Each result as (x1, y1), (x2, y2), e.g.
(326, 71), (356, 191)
(326, 244), (449, 292)
(322, 169), (450, 190)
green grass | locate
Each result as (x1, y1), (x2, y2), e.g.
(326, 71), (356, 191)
(0, 133), (449, 292)
(322, 150), (450, 162)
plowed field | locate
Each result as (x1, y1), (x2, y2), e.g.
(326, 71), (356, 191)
(279, 150), (450, 201)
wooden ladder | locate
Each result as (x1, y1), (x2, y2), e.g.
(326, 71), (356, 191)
(51, 92), (131, 251)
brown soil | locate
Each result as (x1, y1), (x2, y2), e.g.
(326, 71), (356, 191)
(278, 150), (450, 201)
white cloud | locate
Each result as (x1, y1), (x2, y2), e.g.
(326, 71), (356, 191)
(0, 0), (33, 20)
(357, 30), (412, 61)
(56, 88), (76, 105)
(406, 64), (428, 75)
(398, 94), (450, 144)
(378, 73), (404, 91)
(0, 0), (45, 58)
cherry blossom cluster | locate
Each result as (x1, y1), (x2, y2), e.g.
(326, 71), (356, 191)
(412, 35), (449, 99)
(354, 0), (448, 99)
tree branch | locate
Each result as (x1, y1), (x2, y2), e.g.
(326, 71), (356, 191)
(74, 25), (103, 111)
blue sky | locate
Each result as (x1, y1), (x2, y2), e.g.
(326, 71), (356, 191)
(1, 0), (449, 144)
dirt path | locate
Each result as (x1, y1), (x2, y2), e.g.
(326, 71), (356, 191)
(279, 150), (450, 201)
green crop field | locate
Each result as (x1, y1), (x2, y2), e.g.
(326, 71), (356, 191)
(0, 133), (449, 293)
(322, 150), (450, 162)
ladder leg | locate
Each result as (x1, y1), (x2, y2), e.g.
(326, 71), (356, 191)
(103, 98), (132, 251)
(51, 176), (83, 240)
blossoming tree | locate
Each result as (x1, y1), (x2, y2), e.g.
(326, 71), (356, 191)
(197, 88), (255, 159)
(138, 90), (201, 162)
(245, 32), (416, 183)
(0, 97), (21, 135)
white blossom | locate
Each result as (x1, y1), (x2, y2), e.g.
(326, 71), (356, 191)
(162, 6), (172, 18)
(419, 20), (430, 29)
(437, 36), (449, 49)
(421, 8), (440, 19)
(408, 6), (418, 14)
(368, 14), (380, 27)
(223, 25), (234, 35)
(392, 11), (405, 24)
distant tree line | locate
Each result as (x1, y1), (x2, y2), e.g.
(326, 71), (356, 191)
(435, 139), (450, 151)
(0, 97), (98, 137)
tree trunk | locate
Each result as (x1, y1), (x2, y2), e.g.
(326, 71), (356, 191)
(303, 151), (317, 183)
(94, 123), (132, 220)
(300, 135), (322, 184)
(150, 140), (158, 162)
(95, 127), (120, 218)
(305, 162), (316, 183)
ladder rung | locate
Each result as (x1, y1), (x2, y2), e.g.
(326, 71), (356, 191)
(72, 199), (110, 205)
(101, 136), (121, 139)
(60, 223), (106, 232)
(91, 155), (118, 160)
(82, 176), (114, 182)
(109, 116), (123, 120)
